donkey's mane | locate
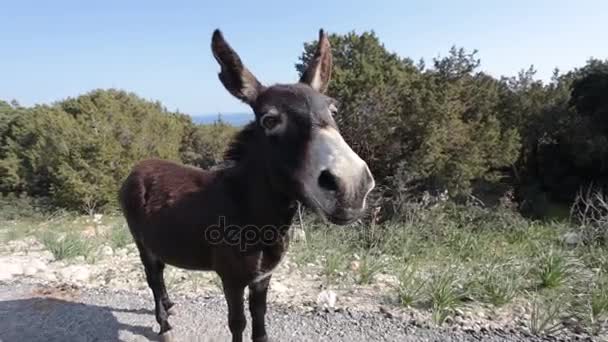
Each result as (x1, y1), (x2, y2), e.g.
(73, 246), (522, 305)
(223, 121), (258, 163)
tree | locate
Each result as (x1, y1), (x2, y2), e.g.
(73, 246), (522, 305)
(297, 33), (520, 196)
(0, 89), (189, 210)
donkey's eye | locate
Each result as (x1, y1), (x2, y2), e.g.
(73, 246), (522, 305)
(329, 103), (338, 116)
(261, 115), (280, 130)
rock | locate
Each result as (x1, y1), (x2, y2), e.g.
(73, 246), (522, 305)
(0, 261), (23, 281)
(60, 265), (91, 283)
(82, 226), (97, 238)
(97, 245), (114, 257)
(375, 274), (398, 284)
(28, 259), (48, 272)
(40, 272), (57, 282)
(23, 266), (39, 276)
(316, 290), (337, 309)
(73, 256), (86, 263)
(562, 232), (581, 247)
(116, 248), (128, 258)
(38, 251), (55, 262)
(271, 281), (289, 294)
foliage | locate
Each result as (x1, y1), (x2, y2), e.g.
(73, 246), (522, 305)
(180, 118), (238, 169)
(297, 33), (520, 197)
(39, 230), (95, 261)
(1, 31), (608, 217)
(0, 89), (236, 211)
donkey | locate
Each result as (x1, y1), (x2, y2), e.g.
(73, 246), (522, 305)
(119, 28), (375, 342)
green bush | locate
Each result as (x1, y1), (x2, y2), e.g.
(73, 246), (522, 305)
(0, 90), (207, 211)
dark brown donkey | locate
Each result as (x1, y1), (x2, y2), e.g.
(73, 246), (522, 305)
(119, 28), (375, 342)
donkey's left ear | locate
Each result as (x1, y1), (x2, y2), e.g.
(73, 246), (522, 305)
(300, 29), (333, 93)
(211, 29), (263, 105)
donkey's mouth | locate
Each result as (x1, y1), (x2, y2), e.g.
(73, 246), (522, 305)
(326, 214), (358, 225)
(301, 196), (360, 225)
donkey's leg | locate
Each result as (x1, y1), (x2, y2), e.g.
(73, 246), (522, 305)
(135, 242), (173, 335)
(249, 276), (271, 342)
(222, 281), (246, 342)
(158, 266), (175, 313)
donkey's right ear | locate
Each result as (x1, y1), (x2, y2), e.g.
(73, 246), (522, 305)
(211, 29), (263, 105)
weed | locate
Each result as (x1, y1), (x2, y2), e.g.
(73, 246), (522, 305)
(107, 223), (132, 249)
(39, 231), (94, 261)
(322, 250), (347, 285)
(355, 250), (385, 285)
(428, 271), (465, 325)
(529, 293), (566, 335)
(476, 261), (521, 306)
(536, 250), (579, 289)
(397, 263), (427, 307)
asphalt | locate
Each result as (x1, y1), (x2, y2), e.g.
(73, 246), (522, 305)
(0, 283), (584, 342)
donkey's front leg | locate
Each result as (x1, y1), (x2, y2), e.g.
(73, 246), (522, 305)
(223, 283), (246, 342)
(249, 276), (271, 342)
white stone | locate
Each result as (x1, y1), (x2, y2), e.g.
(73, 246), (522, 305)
(29, 259), (48, 272)
(40, 272), (58, 282)
(38, 251), (55, 262)
(60, 265), (91, 283)
(562, 232), (581, 247)
(0, 260), (23, 281)
(97, 245), (114, 257)
(73, 256), (86, 263)
(271, 281), (289, 294)
(23, 266), (39, 276)
(316, 290), (337, 309)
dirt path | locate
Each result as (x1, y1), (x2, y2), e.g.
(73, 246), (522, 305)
(0, 282), (568, 342)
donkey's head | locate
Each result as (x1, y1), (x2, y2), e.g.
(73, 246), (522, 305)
(211, 29), (375, 225)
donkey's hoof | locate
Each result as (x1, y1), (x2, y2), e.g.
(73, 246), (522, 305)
(163, 299), (175, 310)
(167, 305), (177, 316)
(253, 336), (269, 342)
(159, 330), (175, 342)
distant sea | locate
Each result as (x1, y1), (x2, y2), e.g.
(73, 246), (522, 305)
(191, 113), (252, 127)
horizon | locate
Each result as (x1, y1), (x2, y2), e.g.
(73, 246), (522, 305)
(2, 0), (607, 115)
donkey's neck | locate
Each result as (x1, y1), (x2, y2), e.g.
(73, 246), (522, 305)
(220, 122), (299, 232)
(224, 159), (298, 229)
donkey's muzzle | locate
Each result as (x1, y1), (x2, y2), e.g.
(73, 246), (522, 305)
(322, 163), (375, 225)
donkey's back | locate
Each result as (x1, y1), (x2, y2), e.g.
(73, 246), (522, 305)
(119, 158), (221, 270)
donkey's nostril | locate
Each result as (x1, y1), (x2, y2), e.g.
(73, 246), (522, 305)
(318, 170), (339, 192)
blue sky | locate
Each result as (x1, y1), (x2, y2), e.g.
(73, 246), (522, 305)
(1, 0), (607, 116)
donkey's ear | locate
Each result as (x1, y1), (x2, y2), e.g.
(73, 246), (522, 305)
(300, 29), (333, 93)
(211, 29), (263, 105)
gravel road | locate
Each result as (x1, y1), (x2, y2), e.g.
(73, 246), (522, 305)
(0, 283), (584, 342)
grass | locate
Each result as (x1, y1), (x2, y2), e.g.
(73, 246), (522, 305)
(287, 200), (608, 336)
(427, 271), (465, 325)
(536, 249), (579, 289)
(2, 198), (608, 337)
(321, 250), (347, 285)
(589, 279), (608, 335)
(106, 223), (132, 250)
(529, 293), (566, 335)
(475, 261), (521, 306)
(355, 249), (385, 285)
(397, 263), (427, 307)
(39, 231), (95, 262)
